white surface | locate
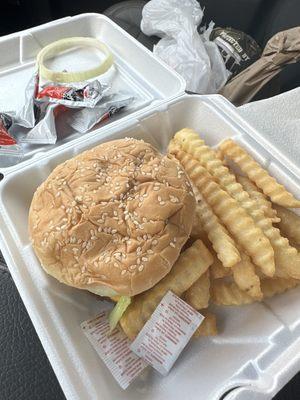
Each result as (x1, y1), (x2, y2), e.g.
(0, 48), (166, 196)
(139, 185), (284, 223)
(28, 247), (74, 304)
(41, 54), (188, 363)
(1, 95), (300, 400)
(0, 13), (185, 172)
(238, 88), (300, 171)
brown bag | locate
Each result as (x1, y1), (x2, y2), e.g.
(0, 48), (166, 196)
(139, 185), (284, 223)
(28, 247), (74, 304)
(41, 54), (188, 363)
(220, 27), (300, 106)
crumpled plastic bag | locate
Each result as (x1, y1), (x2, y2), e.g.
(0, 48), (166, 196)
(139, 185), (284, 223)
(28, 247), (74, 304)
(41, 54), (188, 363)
(141, 0), (230, 94)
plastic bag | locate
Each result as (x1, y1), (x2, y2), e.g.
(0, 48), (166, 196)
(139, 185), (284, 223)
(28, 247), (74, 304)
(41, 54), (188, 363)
(210, 27), (261, 78)
(141, 0), (230, 94)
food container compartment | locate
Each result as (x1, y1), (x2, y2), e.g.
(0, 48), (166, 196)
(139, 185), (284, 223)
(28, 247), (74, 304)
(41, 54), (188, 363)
(1, 95), (300, 400)
(0, 13), (184, 171)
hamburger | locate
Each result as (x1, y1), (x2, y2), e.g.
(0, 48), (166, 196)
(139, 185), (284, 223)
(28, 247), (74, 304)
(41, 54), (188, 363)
(29, 138), (196, 298)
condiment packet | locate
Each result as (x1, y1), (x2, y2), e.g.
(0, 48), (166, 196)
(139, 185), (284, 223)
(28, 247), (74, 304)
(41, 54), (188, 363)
(0, 112), (24, 168)
(81, 310), (147, 390)
(67, 91), (134, 133)
(130, 291), (204, 376)
(36, 80), (110, 108)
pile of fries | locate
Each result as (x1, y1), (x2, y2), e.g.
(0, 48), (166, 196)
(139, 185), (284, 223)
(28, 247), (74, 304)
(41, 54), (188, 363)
(120, 128), (300, 339)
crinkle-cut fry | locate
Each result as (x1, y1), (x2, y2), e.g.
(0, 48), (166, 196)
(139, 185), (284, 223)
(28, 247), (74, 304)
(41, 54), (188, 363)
(190, 208), (207, 240)
(236, 175), (280, 222)
(170, 147), (275, 276)
(173, 131), (300, 280)
(196, 195), (240, 268)
(215, 149), (225, 162)
(211, 257), (232, 279)
(274, 205), (300, 247)
(193, 311), (217, 337)
(219, 139), (300, 208)
(212, 280), (255, 306)
(185, 270), (210, 310)
(232, 250), (263, 300)
(261, 277), (299, 298)
(120, 240), (213, 340)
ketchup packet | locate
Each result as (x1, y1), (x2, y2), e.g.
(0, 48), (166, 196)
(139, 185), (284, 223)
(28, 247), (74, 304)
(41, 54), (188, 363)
(81, 310), (147, 389)
(67, 92), (134, 133)
(36, 80), (109, 108)
(0, 112), (24, 168)
(130, 291), (204, 375)
(0, 113), (15, 145)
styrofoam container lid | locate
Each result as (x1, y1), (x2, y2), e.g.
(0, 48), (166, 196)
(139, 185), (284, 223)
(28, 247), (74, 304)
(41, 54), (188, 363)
(0, 13), (185, 173)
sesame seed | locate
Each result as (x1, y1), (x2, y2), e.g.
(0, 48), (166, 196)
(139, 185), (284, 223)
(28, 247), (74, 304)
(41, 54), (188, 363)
(142, 257), (148, 262)
(138, 265), (144, 272)
(111, 229), (117, 234)
(170, 242), (176, 248)
(129, 265), (137, 271)
(152, 239), (158, 245)
(121, 270), (127, 275)
(147, 249), (154, 254)
(158, 196), (162, 202)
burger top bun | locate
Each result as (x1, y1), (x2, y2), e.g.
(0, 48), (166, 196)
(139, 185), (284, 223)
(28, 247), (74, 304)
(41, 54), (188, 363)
(29, 138), (196, 297)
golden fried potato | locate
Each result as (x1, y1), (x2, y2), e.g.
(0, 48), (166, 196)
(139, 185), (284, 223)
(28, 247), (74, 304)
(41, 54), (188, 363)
(211, 280), (255, 306)
(172, 131), (300, 280)
(274, 205), (300, 247)
(236, 175), (280, 222)
(232, 251), (262, 300)
(120, 240), (213, 340)
(261, 277), (299, 298)
(184, 270), (210, 310)
(219, 139), (300, 208)
(210, 254), (233, 279)
(190, 207), (207, 240)
(169, 147), (275, 276)
(193, 311), (218, 337)
(196, 195), (240, 268)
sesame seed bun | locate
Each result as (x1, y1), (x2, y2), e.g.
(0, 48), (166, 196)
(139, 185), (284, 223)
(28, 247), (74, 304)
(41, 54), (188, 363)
(28, 138), (196, 296)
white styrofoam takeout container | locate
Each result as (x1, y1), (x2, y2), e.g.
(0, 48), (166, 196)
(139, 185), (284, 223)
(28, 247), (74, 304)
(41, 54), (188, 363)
(1, 14), (300, 400)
